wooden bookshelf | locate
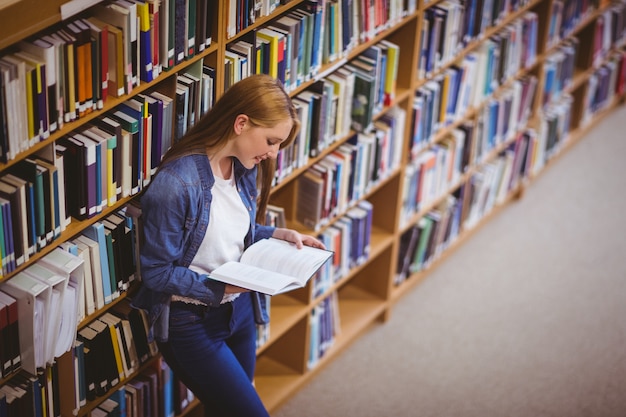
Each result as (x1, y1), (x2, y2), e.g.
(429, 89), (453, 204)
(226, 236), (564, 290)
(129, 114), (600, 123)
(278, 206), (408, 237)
(0, 0), (625, 415)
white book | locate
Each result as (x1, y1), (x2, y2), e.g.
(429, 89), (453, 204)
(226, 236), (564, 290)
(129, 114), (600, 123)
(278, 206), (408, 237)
(208, 238), (333, 296)
(1, 271), (51, 374)
(23, 262), (67, 365)
(37, 248), (84, 355)
(73, 239), (96, 315)
(74, 235), (104, 310)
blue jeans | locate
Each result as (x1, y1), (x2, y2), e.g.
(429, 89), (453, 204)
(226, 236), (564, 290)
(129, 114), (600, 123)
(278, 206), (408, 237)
(158, 293), (270, 417)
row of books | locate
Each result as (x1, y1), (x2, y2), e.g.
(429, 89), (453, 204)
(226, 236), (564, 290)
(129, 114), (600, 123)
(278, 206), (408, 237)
(401, 127), (468, 226)
(89, 357), (195, 417)
(409, 65), (538, 164)
(226, 0), (282, 37)
(225, 2), (331, 90)
(225, 12), (401, 116)
(283, 40), (399, 173)
(89, 360), (195, 417)
(0, 204), (140, 375)
(402, 72), (539, 227)
(0, 0), (215, 163)
(227, 0), (411, 71)
(308, 292), (340, 370)
(584, 48), (626, 121)
(590, 1), (626, 69)
(463, 129), (535, 229)
(396, 191), (462, 284)
(314, 200), (374, 297)
(70, 299), (158, 412)
(70, 214), (140, 313)
(413, 13), (538, 152)
(548, 0), (601, 48)
(295, 109), (403, 231)
(0, 298), (158, 417)
(0, 146), (68, 274)
(0, 65), (217, 273)
(473, 76), (538, 162)
(541, 39), (579, 109)
(0, 248), (84, 378)
(0, 135), (141, 287)
(418, 0), (534, 78)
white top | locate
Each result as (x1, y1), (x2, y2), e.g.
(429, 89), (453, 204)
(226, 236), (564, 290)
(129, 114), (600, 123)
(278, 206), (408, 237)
(175, 170), (250, 304)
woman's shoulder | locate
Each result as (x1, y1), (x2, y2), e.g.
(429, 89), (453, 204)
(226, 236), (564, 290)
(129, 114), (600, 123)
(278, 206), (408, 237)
(157, 154), (212, 183)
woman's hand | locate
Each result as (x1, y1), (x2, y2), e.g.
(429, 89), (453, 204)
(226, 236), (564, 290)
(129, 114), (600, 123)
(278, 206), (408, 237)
(272, 228), (326, 250)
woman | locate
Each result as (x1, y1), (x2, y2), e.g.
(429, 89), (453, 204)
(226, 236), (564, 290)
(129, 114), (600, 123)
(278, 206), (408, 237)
(132, 74), (325, 416)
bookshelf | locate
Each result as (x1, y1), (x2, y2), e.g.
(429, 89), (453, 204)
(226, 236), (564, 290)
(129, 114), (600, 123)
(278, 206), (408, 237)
(0, 0), (624, 415)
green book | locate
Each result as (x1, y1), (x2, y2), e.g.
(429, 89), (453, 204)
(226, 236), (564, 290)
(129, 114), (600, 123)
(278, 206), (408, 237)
(410, 216), (434, 273)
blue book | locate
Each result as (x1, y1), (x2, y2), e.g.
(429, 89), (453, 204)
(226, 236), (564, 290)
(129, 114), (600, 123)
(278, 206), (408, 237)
(18, 177), (37, 254)
(109, 387), (127, 417)
(0, 198), (15, 272)
(82, 222), (114, 303)
(8, 159), (47, 249)
(118, 99), (147, 188)
(161, 359), (175, 417)
(305, 0), (323, 73)
(139, 29), (153, 83)
(447, 67), (461, 120)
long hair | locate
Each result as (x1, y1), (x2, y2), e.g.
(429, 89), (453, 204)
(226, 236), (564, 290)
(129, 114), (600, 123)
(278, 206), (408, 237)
(158, 74), (300, 223)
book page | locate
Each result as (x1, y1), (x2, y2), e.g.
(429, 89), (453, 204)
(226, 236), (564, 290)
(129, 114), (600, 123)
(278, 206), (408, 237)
(210, 262), (301, 295)
(240, 238), (333, 283)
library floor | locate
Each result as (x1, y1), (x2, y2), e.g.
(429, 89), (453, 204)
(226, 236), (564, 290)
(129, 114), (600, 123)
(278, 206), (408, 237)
(273, 103), (626, 417)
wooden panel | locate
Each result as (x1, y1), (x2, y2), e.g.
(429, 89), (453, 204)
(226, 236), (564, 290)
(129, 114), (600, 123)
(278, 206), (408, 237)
(0, 0), (65, 50)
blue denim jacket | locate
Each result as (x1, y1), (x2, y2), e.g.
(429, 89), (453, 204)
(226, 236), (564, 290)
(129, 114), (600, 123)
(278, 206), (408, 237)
(131, 153), (274, 342)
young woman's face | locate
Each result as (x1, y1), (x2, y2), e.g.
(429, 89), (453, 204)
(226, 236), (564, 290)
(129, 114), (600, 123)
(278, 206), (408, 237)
(234, 117), (293, 169)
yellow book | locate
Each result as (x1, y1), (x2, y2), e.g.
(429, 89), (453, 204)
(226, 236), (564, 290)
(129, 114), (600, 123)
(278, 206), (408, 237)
(440, 73), (450, 125)
(55, 29), (78, 121)
(256, 28), (280, 79)
(380, 40), (399, 105)
(108, 321), (126, 381)
(23, 63), (36, 141)
(106, 24), (126, 97)
(100, 313), (130, 379)
(13, 51), (46, 142)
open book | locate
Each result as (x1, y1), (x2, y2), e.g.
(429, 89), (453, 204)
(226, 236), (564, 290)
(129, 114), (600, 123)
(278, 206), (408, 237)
(209, 238), (334, 295)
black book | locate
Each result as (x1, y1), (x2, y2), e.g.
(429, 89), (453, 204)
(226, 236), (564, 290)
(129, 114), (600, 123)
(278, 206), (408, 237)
(107, 212), (136, 286)
(58, 136), (87, 220)
(77, 326), (102, 401)
(111, 300), (152, 365)
(174, 0), (186, 64)
(0, 72), (8, 163)
(89, 318), (122, 394)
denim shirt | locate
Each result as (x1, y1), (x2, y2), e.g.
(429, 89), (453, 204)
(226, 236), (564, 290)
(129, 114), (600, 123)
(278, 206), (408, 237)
(131, 153), (275, 342)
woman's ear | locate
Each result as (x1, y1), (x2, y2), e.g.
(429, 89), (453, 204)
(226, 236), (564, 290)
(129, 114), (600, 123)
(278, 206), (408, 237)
(234, 114), (248, 135)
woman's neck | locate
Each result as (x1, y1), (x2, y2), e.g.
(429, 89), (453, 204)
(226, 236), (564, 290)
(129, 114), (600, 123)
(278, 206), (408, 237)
(208, 154), (233, 180)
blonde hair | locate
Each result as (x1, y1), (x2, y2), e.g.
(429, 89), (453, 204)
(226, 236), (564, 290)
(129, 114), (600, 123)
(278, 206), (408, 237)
(158, 74), (301, 223)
